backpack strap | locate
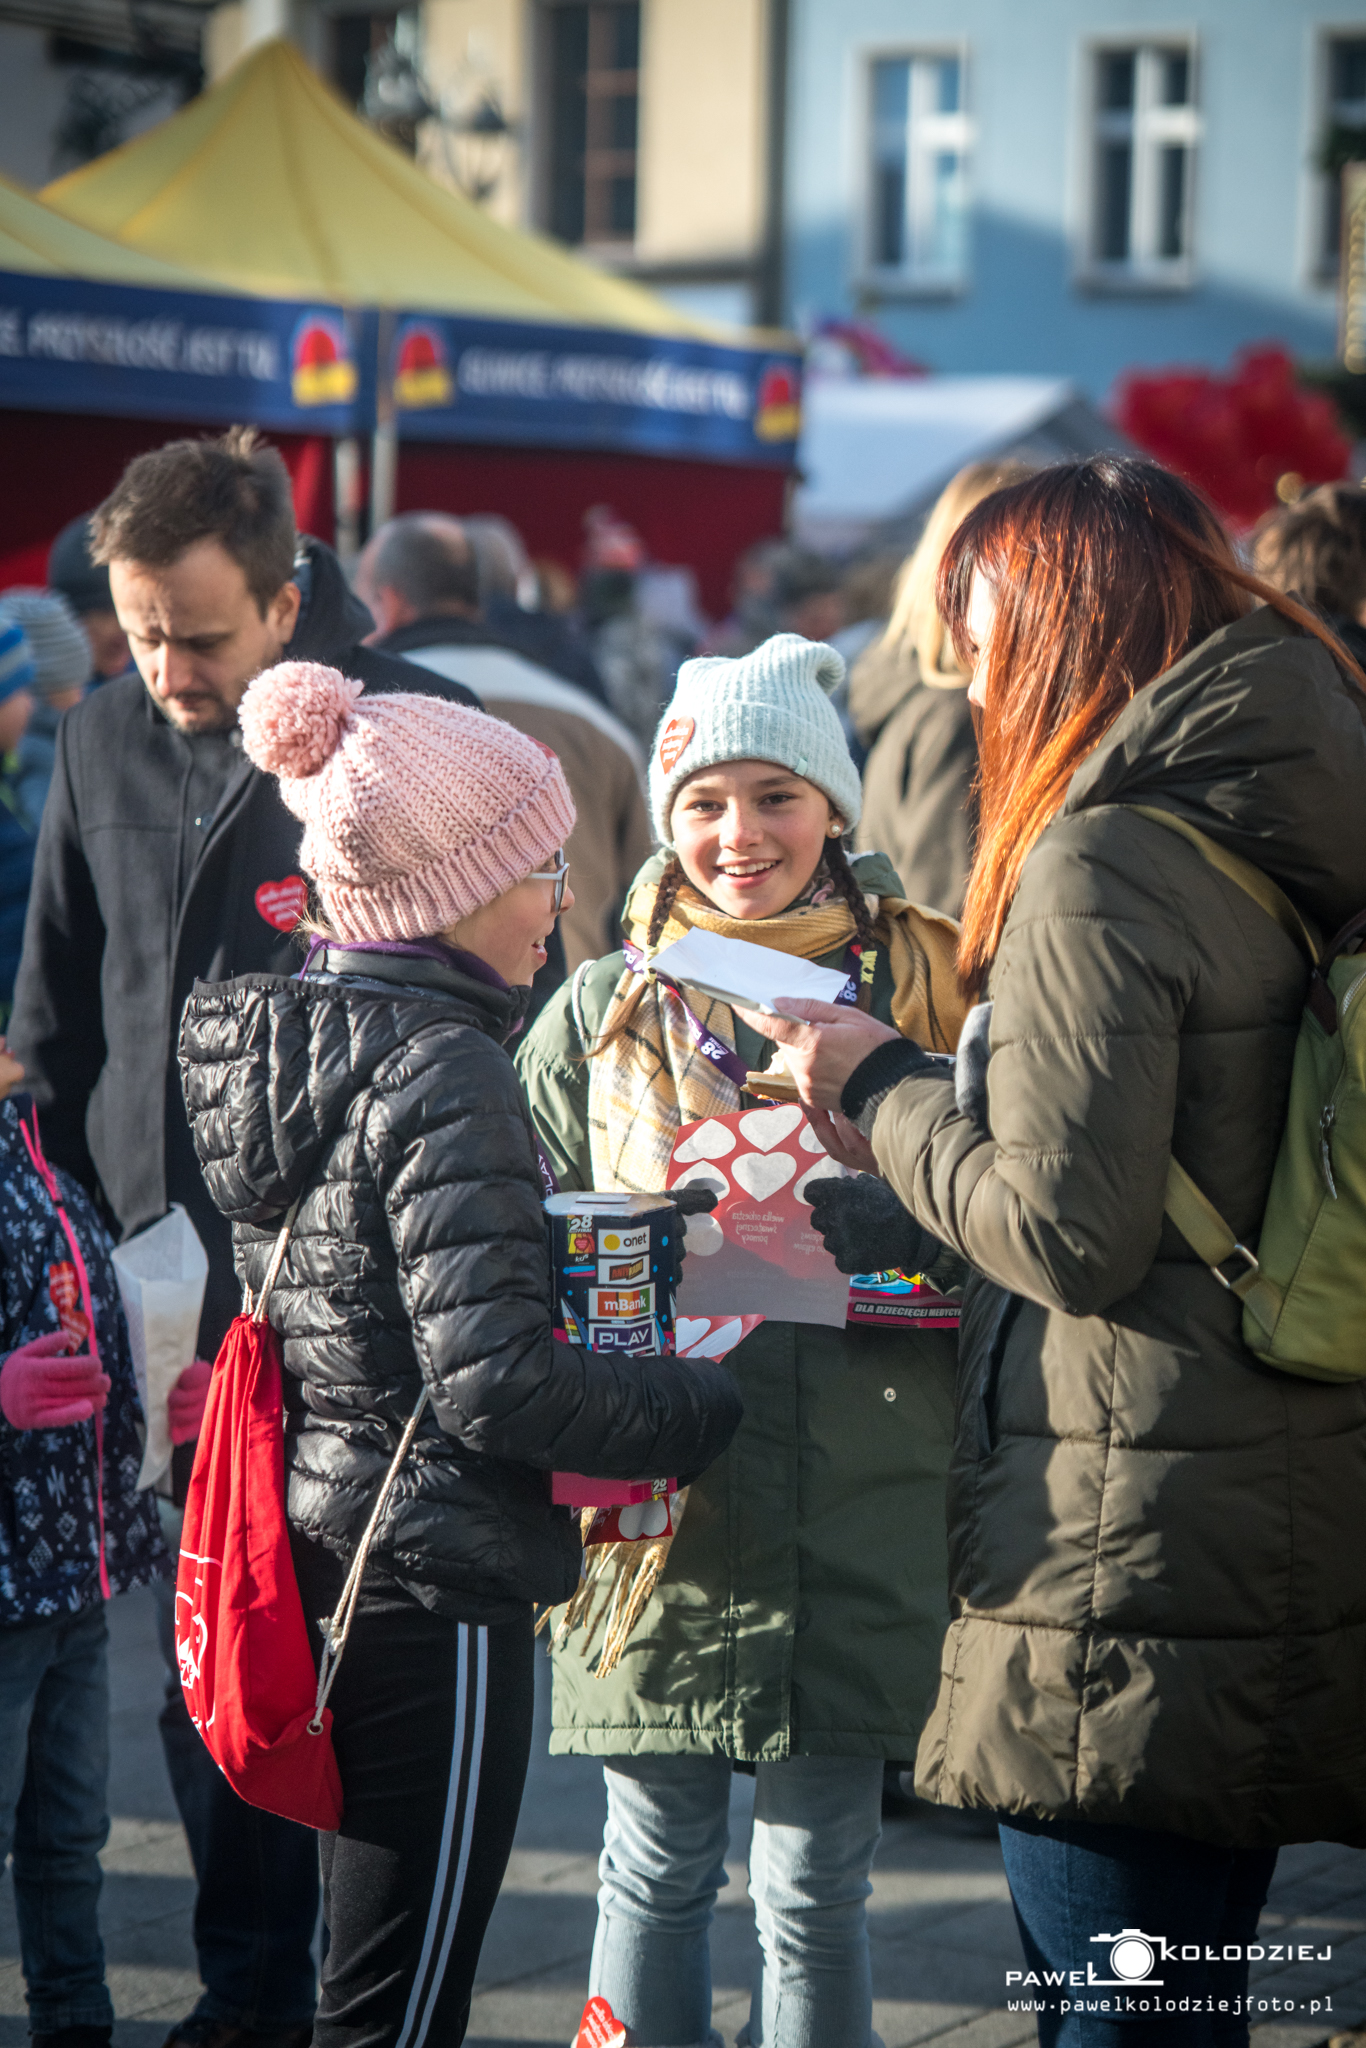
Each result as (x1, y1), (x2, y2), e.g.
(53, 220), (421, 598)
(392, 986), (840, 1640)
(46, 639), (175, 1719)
(1162, 1158), (1283, 1344)
(247, 1198), (301, 1325)
(1124, 805), (1313, 1340)
(307, 1385), (430, 1734)
(1126, 805), (1321, 966)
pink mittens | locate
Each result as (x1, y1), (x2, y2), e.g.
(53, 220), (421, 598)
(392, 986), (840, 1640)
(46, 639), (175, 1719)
(168, 1357), (213, 1445)
(0, 1332), (110, 1430)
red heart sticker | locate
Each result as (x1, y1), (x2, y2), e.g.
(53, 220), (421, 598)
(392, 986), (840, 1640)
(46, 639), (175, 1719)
(573, 1998), (627, 2048)
(658, 715), (694, 775)
(254, 875), (308, 933)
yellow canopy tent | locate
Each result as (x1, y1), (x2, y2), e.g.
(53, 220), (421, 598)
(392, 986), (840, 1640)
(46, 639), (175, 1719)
(42, 38), (707, 333)
(0, 164), (364, 582)
(0, 167), (214, 287)
(35, 42), (798, 613)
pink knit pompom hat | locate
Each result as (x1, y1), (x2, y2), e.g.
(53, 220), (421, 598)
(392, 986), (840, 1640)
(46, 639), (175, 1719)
(238, 662), (576, 942)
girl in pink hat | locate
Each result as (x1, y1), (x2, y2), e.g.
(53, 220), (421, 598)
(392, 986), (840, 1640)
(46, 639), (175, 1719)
(178, 662), (742, 2048)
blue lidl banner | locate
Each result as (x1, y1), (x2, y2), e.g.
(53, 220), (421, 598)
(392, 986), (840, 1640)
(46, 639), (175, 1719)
(0, 271), (376, 435)
(390, 314), (802, 467)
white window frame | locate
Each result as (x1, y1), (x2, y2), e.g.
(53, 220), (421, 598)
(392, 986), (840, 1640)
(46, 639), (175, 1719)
(1077, 35), (1200, 293)
(858, 42), (973, 298)
(1309, 26), (1366, 284)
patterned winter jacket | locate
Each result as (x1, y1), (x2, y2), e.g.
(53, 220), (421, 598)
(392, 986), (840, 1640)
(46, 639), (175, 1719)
(0, 1096), (167, 1625)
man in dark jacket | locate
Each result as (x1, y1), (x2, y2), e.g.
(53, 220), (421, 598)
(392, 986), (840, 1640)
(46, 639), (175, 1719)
(8, 426), (479, 2048)
(357, 514), (648, 978)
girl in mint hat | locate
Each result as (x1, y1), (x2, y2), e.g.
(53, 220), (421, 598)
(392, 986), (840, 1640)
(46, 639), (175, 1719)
(517, 633), (967, 2048)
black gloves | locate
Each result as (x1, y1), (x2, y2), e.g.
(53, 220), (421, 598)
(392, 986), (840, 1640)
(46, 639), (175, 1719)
(642, 1187), (719, 1288)
(806, 1173), (932, 1278)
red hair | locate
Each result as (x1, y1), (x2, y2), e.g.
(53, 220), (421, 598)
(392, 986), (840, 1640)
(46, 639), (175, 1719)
(937, 457), (1366, 995)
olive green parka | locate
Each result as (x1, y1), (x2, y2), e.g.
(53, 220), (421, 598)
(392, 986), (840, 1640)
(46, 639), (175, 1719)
(869, 608), (1366, 1848)
(516, 851), (958, 1762)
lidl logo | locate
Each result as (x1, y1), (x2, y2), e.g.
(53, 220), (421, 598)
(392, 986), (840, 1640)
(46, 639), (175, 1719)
(754, 360), (801, 442)
(394, 322), (454, 409)
(291, 314), (358, 407)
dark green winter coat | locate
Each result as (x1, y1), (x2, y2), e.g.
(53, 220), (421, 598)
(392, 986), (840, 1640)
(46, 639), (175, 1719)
(869, 607), (1366, 1847)
(516, 852), (958, 1761)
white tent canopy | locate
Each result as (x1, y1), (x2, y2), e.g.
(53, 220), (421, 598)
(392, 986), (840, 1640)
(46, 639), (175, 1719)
(792, 374), (1122, 553)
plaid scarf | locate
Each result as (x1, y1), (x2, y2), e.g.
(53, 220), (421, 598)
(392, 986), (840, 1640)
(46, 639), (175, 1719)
(585, 870), (963, 1194)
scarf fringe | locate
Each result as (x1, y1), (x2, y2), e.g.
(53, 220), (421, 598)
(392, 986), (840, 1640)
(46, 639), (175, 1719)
(538, 1491), (690, 1677)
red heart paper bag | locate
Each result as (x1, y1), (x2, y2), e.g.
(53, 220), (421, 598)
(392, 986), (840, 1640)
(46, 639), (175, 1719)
(667, 1105), (851, 1326)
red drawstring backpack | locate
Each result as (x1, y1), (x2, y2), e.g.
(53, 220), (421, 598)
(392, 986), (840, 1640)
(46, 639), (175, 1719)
(176, 1201), (427, 1831)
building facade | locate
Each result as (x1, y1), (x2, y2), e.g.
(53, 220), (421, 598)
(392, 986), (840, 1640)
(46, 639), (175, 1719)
(200, 0), (783, 327)
(784, 0), (1365, 398)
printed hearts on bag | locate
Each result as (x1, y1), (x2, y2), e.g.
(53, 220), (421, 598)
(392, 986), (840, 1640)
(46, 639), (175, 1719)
(798, 1122), (829, 1154)
(674, 1119), (738, 1163)
(682, 1213), (724, 1255)
(738, 1103), (803, 1151)
(732, 1150), (796, 1200)
(618, 1497), (671, 1540)
(667, 1107), (855, 1329)
(254, 875), (308, 933)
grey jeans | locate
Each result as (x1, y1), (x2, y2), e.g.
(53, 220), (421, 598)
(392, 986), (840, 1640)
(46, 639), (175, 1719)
(591, 1751), (884, 2048)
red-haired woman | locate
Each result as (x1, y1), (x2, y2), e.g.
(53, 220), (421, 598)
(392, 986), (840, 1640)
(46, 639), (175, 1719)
(746, 457), (1366, 2046)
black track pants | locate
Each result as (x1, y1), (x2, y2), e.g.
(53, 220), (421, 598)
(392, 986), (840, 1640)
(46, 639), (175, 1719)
(294, 1536), (535, 2048)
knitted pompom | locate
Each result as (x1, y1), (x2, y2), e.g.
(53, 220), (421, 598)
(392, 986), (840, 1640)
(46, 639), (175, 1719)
(239, 662), (363, 778)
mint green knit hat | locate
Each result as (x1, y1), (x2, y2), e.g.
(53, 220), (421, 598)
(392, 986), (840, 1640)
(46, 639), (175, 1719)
(648, 633), (861, 845)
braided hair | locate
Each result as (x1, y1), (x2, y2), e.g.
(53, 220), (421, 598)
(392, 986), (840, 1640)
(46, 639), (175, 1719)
(823, 832), (877, 952)
(581, 856), (685, 1058)
(644, 856), (686, 951)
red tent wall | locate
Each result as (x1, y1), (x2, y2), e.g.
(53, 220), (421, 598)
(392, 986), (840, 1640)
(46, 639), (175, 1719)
(0, 410), (334, 587)
(0, 413), (792, 620)
(397, 441), (789, 619)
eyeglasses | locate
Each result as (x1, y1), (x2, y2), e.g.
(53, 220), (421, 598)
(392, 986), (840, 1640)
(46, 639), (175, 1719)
(527, 851), (570, 913)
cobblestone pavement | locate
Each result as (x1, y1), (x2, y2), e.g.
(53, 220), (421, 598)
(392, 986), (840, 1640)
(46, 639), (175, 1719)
(1, 1587), (1362, 2048)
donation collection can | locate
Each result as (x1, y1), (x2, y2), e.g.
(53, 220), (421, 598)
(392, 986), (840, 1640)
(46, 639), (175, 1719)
(545, 1192), (676, 1357)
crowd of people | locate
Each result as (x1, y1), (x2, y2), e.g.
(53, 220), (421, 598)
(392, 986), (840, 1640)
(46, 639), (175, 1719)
(0, 423), (1364, 2048)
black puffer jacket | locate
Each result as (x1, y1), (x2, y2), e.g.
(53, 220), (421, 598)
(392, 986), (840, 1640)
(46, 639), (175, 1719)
(179, 946), (742, 1621)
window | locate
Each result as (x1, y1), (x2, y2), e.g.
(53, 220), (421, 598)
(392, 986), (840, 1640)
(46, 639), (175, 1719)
(1086, 42), (1198, 282)
(1319, 35), (1366, 277)
(545, 2), (639, 247)
(866, 51), (971, 289)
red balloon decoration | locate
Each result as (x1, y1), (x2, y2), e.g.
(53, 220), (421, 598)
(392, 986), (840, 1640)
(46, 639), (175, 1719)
(1114, 346), (1351, 530)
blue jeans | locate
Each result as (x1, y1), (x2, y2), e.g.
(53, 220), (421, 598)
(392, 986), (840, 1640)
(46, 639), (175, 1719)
(0, 1600), (113, 2033)
(998, 1814), (1279, 2048)
(153, 1547), (319, 2028)
(592, 1753), (884, 2048)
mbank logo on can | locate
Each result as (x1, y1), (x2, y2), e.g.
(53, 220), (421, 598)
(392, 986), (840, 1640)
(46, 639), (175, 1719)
(589, 1285), (654, 1321)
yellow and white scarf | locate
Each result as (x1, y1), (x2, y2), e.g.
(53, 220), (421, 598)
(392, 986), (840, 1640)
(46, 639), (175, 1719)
(585, 870), (964, 1194)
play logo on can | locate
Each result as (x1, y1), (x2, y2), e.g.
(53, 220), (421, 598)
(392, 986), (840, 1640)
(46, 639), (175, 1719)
(589, 1318), (658, 1354)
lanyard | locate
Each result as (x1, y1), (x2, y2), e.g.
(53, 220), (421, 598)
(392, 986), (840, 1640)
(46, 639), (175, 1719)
(621, 936), (869, 1094)
(18, 1109), (111, 1600)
